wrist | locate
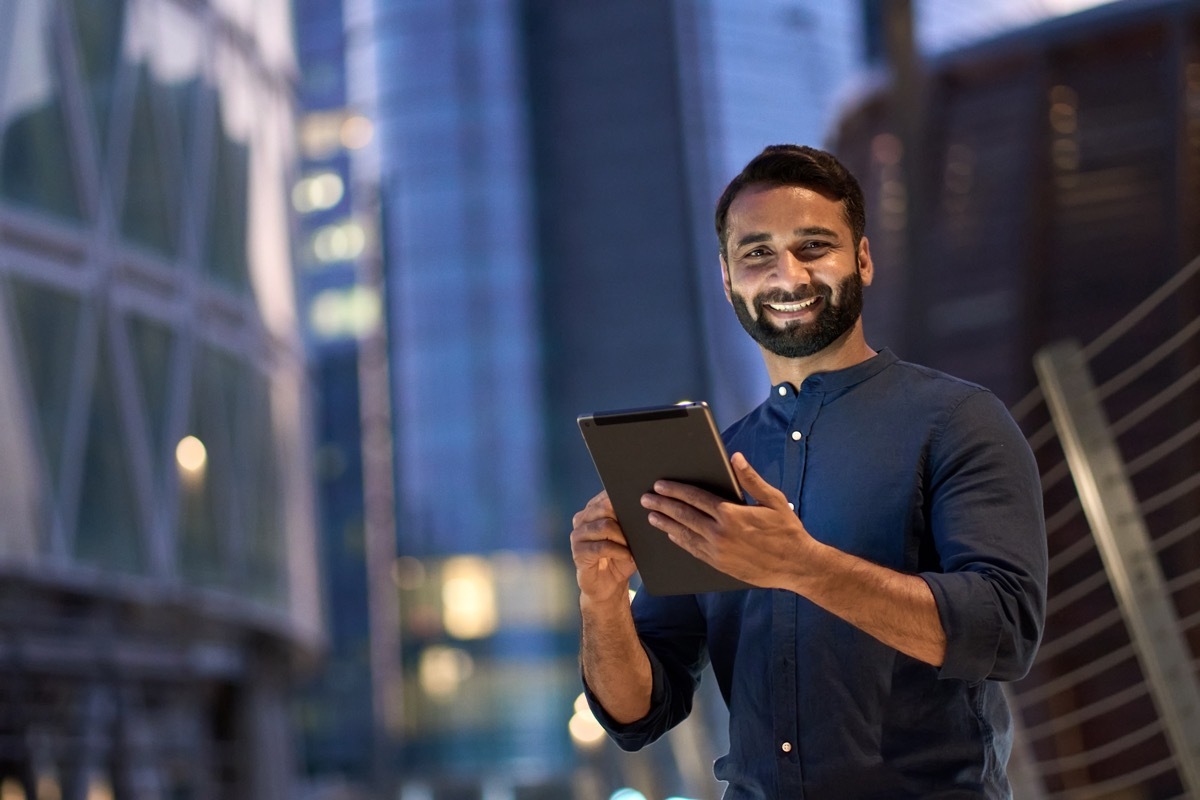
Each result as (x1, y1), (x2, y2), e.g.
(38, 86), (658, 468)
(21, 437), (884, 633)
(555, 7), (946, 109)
(580, 586), (632, 617)
(780, 538), (836, 596)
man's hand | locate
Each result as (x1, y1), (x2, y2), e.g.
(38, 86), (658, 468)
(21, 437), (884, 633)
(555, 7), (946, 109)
(570, 491), (639, 605)
(642, 452), (947, 666)
(640, 452), (816, 588)
(570, 491), (652, 724)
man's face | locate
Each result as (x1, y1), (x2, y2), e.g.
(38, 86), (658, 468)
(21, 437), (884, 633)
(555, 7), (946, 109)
(721, 184), (872, 359)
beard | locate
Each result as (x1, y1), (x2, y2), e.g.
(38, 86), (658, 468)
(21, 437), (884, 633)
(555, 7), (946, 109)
(730, 267), (864, 359)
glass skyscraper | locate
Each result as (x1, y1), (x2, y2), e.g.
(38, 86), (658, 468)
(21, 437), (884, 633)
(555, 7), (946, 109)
(0, 1), (319, 797)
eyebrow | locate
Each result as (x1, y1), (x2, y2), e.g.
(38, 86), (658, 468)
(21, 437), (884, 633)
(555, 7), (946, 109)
(733, 226), (842, 250)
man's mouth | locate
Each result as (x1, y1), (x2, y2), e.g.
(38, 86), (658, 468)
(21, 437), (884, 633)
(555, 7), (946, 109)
(764, 296), (820, 314)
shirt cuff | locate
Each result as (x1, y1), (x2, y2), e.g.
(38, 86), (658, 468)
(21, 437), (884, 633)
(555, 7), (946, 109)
(922, 571), (1002, 683)
(581, 641), (667, 751)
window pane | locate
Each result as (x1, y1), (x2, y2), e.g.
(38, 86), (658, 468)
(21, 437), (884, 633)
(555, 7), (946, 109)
(65, 0), (126, 156)
(126, 312), (175, 465)
(238, 369), (285, 605)
(203, 100), (251, 293)
(74, 335), (144, 573)
(179, 345), (237, 589)
(5, 276), (81, 491)
(120, 66), (179, 256)
(0, 0), (83, 220)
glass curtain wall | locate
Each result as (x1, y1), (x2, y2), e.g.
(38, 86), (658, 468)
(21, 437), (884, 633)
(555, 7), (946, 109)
(0, 0), (318, 797)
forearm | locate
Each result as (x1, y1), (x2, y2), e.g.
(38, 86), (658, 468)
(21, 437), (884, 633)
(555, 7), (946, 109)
(580, 593), (653, 724)
(789, 541), (947, 667)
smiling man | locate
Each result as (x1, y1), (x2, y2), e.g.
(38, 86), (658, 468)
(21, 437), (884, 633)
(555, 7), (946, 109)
(570, 145), (1048, 799)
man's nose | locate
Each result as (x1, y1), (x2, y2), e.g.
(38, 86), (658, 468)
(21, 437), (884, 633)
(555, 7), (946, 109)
(775, 250), (812, 285)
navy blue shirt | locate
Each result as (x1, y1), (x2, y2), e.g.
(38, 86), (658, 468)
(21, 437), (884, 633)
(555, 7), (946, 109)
(585, 350), (1047, 799)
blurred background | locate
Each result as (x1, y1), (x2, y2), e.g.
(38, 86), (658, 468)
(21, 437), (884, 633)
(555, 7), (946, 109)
(0, 0), (1198, 798)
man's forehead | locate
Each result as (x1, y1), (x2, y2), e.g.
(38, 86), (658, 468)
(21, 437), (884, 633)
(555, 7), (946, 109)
(727, 184), (849, 235)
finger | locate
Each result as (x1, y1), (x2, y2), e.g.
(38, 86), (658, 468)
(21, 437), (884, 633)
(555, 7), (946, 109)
(646, 510), (711, 561)
(731, 452), (789, 510)
(572, 491), (615, 528)
(641, 493), (717, 538)
(571, 517), (629, 547)
(571, 536), (633, 565)
(650, 479), (724, 516)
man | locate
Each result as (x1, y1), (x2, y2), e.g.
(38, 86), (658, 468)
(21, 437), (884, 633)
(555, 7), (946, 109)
(570, 145), (1047, 798)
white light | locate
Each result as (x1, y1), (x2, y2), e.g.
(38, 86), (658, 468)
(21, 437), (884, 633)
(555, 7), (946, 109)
(442, 556), (497, 639)
(308, 286), (381, 340)
(311, 221), (366, 263)
(418, 645), (474, 699)
(569, 709), (606, 749)
(608, 790), (647, 800)
(292, 172), (344, 213)
(175, 436), (207, 474)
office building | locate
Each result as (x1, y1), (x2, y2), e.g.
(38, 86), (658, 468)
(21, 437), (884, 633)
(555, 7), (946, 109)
(0, 1), (319, 797)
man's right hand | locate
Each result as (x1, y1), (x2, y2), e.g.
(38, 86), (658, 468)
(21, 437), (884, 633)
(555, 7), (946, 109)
(570, 491), (639, 605)
(571, 491), (653, 725)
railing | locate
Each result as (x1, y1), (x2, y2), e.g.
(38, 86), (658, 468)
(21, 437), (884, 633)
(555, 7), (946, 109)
(1008, 255), (1200, 799)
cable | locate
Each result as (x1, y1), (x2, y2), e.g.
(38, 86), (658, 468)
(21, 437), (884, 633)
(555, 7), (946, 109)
(1082, 253), (1200, 361)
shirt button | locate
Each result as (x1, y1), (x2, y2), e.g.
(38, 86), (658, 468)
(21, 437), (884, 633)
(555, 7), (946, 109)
(788, 502), (795, 511)
(781, 741), (793, 753)
(777, 386), (787, 396)
(791, 430), (802, 441)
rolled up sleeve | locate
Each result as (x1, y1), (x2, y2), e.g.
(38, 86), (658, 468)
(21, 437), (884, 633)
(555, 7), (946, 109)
(582, 591), (709, 750)
(921, 390), (1048, 683)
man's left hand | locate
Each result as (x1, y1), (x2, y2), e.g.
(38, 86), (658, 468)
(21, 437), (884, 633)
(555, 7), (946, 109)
(640, 451), (817, 588)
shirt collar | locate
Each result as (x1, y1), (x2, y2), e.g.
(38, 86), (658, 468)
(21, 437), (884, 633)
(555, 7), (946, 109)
(769, 348), (898, 399)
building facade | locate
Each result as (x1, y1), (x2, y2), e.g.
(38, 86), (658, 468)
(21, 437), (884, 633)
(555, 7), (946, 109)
(831, 0), (1200, 794)
(0, 1), (320, 798)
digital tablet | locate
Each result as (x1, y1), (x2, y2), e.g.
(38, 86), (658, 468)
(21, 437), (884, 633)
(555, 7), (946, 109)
(577, 401), (752, 595)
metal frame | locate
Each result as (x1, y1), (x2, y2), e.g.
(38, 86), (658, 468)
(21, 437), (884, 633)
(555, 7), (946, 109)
(1035, 338), (1200, 794)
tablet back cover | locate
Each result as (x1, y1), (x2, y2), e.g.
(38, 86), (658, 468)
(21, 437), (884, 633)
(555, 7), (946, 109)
(578, 403), (752, 595)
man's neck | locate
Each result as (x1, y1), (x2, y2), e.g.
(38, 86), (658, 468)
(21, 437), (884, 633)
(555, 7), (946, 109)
(760, 325), (877, 390)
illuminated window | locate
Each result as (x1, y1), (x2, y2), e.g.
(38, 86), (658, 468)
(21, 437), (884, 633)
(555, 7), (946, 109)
(441, 555), (497, 639)
(292, 171), (344, 213)
(308, 285), (381, 339)
(311, 221), (365, 263)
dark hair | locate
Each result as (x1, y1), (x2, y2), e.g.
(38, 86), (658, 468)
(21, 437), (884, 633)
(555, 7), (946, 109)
(714, 144), (866, 257)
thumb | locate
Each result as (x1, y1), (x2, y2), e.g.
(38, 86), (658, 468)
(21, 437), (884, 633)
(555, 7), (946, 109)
(731, 452), (789, 510)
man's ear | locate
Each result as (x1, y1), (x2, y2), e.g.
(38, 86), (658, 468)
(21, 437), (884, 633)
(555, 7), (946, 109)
(857, 237), (874, 287)
(720, 253), (733, 303)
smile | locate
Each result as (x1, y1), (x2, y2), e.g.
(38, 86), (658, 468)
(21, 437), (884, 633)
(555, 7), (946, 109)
(764, 297), (820, 313)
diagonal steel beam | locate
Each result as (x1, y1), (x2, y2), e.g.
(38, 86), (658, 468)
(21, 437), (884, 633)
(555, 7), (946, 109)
(1035, 339), (1200, 794)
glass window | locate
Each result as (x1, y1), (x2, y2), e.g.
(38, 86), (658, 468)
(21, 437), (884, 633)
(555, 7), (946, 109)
(119, 65), (179, 256)
(179, 345), (238, 589)
(202, 99), (251, 293)
(74, 333), (145, 573)
(66, 0), (126, 153)
(126, 0), (203, 219)
(5, 276), (81, 493)
(238, 368), (285, 605)
(126, 312), (175, 466)
(0, 0), (83, 220)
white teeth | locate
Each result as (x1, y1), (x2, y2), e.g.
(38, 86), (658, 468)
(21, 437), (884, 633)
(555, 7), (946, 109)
(766, 297), (818, 312)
